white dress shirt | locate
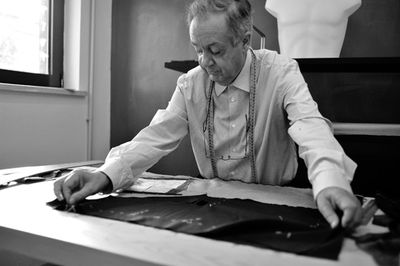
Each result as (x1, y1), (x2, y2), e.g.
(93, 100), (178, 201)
(98, 49), (356, 198)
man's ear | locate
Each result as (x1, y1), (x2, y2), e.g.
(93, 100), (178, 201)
(242, 32), (252, 49)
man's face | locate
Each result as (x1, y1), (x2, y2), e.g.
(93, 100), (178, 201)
(189, 13), (247, 86)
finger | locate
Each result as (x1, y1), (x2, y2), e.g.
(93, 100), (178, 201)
(53, 177), (66, 201)
(341, 206), (356, 228)
(62, 171), (82, 204)
(341, 204), (363, 229)
(334, 193), (362, 229)
(318, 196), (339, 228)
(69, 184), (95, 205)
(354, 205), (363, 226)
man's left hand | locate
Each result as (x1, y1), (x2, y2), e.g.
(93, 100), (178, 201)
(316, 187), (362, 229)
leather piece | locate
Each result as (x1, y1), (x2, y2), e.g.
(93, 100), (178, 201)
(48, 195), (344, 259)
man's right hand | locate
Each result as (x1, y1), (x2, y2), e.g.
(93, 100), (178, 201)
(53, 169), (111, 205)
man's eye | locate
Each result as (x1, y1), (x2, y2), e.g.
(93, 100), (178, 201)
(210, 49), (221, 55)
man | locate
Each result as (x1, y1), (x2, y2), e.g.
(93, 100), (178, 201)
(54, 0), (362, 229)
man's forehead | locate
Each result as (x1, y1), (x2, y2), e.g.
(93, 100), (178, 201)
(189, 13), (231, 45)
(190, 12), (228, 33)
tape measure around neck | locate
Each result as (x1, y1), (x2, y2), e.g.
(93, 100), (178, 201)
(206, 49), (257, 181)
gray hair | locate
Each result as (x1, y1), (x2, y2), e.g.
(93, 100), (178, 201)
(187, 0), (253, 43)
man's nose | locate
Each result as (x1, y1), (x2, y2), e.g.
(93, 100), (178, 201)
(200, 52), (214, 68)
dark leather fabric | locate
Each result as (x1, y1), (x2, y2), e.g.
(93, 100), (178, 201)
(48, 195), (344, 259)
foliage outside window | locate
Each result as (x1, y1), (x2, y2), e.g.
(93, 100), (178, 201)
(0, 0), (64, 87)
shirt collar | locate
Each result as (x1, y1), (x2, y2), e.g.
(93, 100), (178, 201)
(214, 49), (251, 96)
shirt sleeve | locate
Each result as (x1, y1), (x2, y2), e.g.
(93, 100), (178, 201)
(280, 59), (357, 199)
(97, 76), (189, 191)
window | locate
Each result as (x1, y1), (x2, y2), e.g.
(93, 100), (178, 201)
(0, 0), (64, 87)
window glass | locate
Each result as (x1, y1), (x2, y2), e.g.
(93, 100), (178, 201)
(0, 0), (49, 74)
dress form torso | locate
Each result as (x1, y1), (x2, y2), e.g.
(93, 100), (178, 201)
(265, 0), (361, 58)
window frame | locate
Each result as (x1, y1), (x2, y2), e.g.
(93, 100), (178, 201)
(0, 0), (64, 87)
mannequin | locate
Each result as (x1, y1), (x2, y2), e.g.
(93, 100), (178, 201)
(265, 0), (361, 58)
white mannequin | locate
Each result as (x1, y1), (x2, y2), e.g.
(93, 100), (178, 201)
(265, 0), (361, 58)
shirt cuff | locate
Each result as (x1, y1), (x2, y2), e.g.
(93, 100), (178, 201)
(96, 158), (136, 191)
(311, 170), (353, 199)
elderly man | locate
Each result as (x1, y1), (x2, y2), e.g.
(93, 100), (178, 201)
(54, 0), (362, 229)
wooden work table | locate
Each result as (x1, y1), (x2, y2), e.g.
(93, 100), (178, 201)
(0, 173), (383, 266)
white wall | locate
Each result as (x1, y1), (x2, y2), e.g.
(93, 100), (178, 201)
(90, 0), (112, 161)
(0, 88), (88, 168)
(0, 0), (111, 169)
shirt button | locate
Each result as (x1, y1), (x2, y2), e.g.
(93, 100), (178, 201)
(230, 97), (235, 102)
(230, 171), (235, 176)
(232, 148), (237, 152)
(231, 124), (236, 128)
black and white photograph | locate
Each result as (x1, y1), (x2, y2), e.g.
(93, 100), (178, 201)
(0, 0), (399, 265)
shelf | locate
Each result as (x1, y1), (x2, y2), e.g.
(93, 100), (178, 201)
(165, 57), (400, 73)
(164, 60), (198, 73)
(296, 57), (400, 72)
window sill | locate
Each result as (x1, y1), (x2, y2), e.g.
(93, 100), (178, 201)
(0, 83), (87, 97)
